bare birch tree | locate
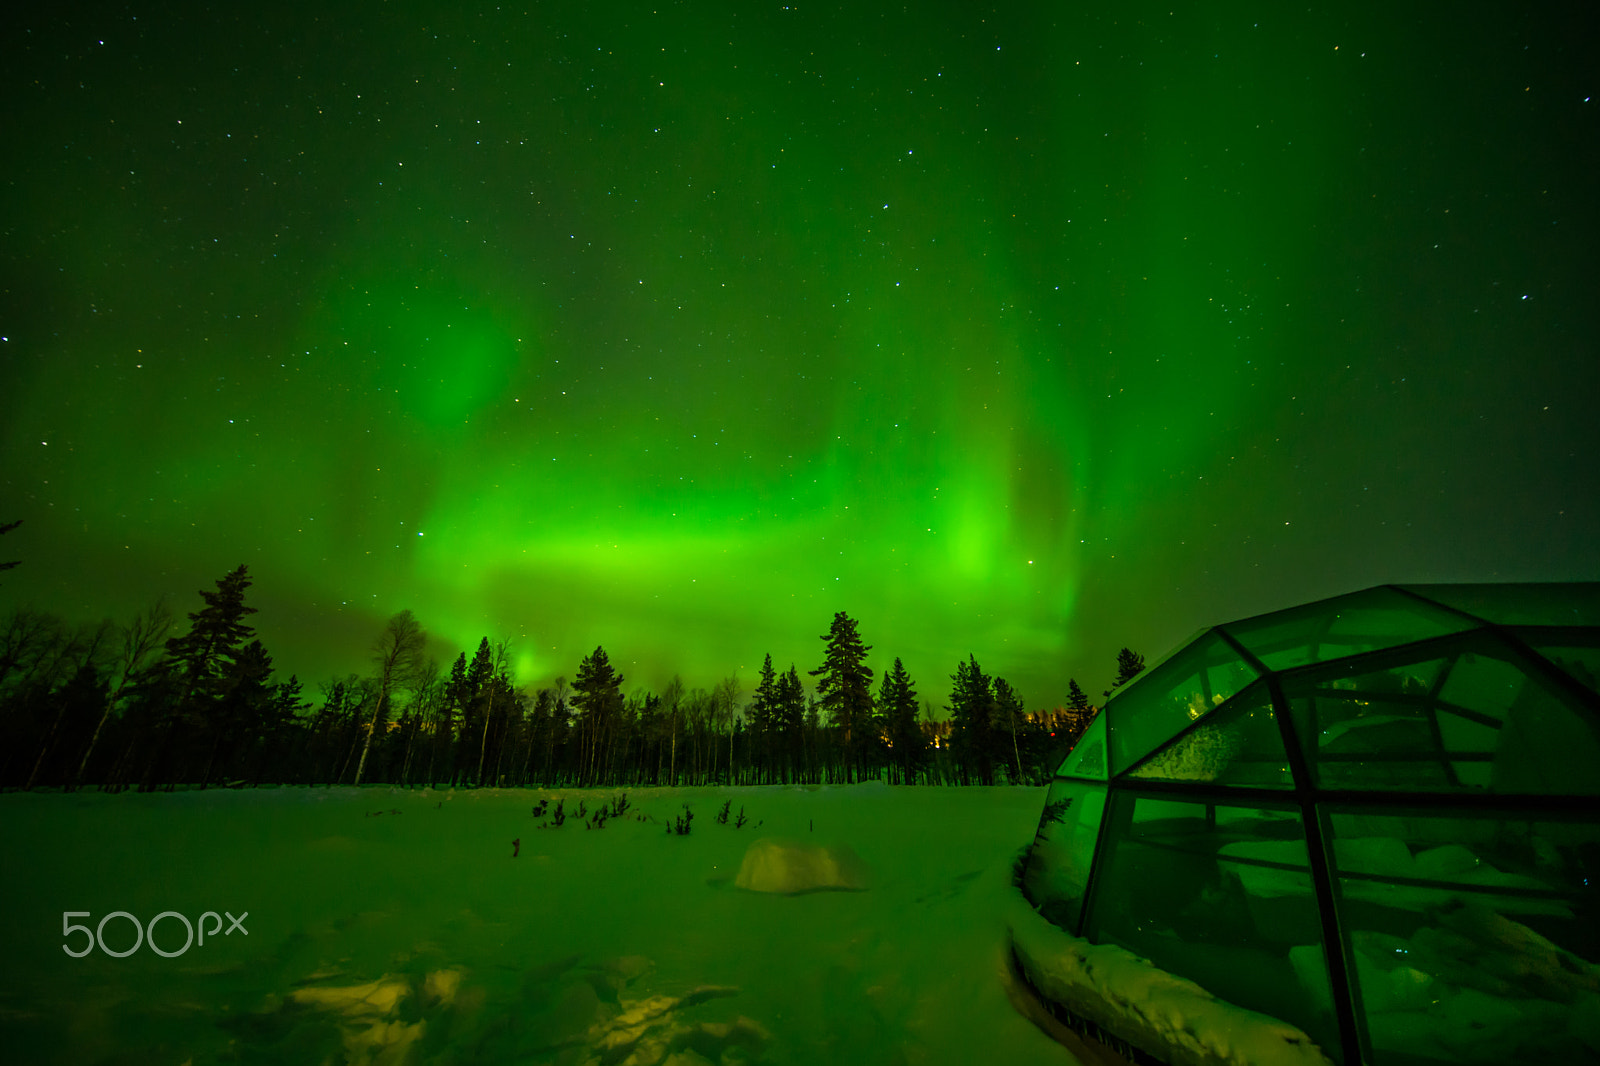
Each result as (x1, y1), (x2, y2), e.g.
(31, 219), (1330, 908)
(354, 610), (426, 785)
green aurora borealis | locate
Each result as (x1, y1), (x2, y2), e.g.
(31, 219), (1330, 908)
(3, 2), (1596, 705)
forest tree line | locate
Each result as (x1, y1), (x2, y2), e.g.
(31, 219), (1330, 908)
(0, 563), (1149, 792)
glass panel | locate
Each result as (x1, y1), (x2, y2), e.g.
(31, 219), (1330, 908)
(1222, 586), (1478, 673)
(1400, 582), (1600, 627)
(1442, 643), (1600, 796)
(1280, 642), (1600, 795)
(1284, 655), (1461, 791)
(1021, 778), (1107, 936)
(1106, 631), (1258, 777)
(1085, 794), (1342, 1060)
(1056, 711), (1107, 780)
(1325, 809), (1600, 1065)
(1127, 678), (1295, 788)
(1513, 629), (1600, 697)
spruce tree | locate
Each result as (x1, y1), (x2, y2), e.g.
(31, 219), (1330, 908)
(164, 565), (257, 700)
(201, 638), (276, 787)
(810, 612), (874, 783)
(1067, 679), (1090, 713)
(467, 638), (494, 696)
(439, 652), (468, 783)
(470, 639), (510, 786)
(254, 673), (310, 784)
(1105, 648), (1146, 697)
(452, 640), (492, 783)
(749, 653), (779, 783)
(1062, 677), (1096, 752)
(143, 564), (258, 789)
(879, 657), (927, 785)
(777, 665), (806, 784)
(992, 676), (1025, 784)
(571, 646), (624, 787)
(947, 655), (996, 786)
(446, 652), (470, 711)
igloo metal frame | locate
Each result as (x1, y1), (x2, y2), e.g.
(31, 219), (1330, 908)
(1022, 583), (1600, 1066)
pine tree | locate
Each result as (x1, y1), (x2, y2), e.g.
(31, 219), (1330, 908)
(480, 669), (518, 786)
(1067, 678), (1090, 713)
(571, 646), (624, 787)
(470, 639), (510, 786)
(1062, 675), (1100, 752)
(879, 657), (927, 785)
(777, 665), (806, 784)
(749, 654), (780, 783)
(164, 565), (258, 701)
(252, 673), (310, 785)
(201, 638), (276, 786)
(810, 611), (874, 783)
(1105, 648), (1146, 697)
(451, 640), (492, 783)
(947, 655), (996, 786)
(446, 651), (471, 711)
(142, 565), (258, 790)
(438, 652), (468, 783)
(992, 676), (1025, 784)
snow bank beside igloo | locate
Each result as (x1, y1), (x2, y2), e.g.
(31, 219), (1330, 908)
(1006, 887), (1335, 1066)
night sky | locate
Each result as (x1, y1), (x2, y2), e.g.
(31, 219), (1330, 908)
(3, 2), (1596, 707)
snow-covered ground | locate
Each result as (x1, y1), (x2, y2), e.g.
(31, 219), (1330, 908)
(0, 782), (1083, 1065)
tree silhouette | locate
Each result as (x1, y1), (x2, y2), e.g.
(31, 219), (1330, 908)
(749, 654), (780, 783)
(1058, 677), (1096, 756)
(164, 565), (257, 696)
(572, 646), (624, 786)
(948, 655), (996, 786)
(777, 665), (806, 783)
(811, 611), (874, 783)
(712, 675), (741, 783)
(1105, 647), (1146, 697)
(879, 657), (927, 784)
(354, 609), (426, 786)
(199, 638), (276, 787)
(71, 600), (170, 788)
(469, 638), (513, 786)
(993, 676), (1025, 784)
(142, 565), (257, 790)
(1067, 679), (1090, 712)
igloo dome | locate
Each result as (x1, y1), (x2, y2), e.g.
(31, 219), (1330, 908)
(1012, 583), (1600, 1066)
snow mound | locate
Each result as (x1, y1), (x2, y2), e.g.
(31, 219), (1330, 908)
(1007, 891), (1334, 1066)
(734, 837), (870, 894)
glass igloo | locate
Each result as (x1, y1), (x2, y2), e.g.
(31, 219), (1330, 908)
(1016, 583), (1600, 1066)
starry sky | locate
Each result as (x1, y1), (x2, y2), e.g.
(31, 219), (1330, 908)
(2, 1), (1596, 708)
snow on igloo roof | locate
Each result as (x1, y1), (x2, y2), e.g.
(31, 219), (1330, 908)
(1066, 582), (1600, 795)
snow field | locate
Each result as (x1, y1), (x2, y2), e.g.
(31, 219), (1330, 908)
(0, 782), (1080, 1065)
